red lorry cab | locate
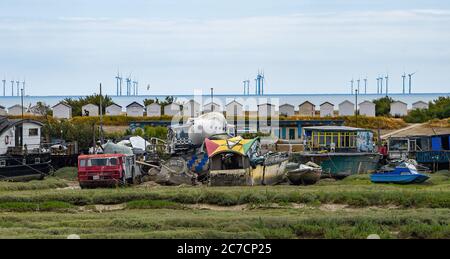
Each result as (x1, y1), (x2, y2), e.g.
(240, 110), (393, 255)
(78, 154), (127, 187)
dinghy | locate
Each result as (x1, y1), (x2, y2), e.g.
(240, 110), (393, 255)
(371, 162), (429, 184)
(286, 162), (322, 185)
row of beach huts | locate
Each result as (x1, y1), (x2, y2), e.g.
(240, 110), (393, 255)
(0, 100), (429, 119)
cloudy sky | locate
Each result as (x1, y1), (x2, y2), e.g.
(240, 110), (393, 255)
(1, 0), (449, 96)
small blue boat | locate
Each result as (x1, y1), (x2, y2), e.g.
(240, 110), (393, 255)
(371, 162), (429, 184)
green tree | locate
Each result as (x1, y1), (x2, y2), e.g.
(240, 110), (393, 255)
(373, 97), (393, 116)
(31, 102), (52, 116)
(64, 94), (114, 116)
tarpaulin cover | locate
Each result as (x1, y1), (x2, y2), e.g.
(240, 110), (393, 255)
(204, 136), (259, 157)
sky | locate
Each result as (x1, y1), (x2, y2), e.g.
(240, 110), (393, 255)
(0, 0), (450, 96)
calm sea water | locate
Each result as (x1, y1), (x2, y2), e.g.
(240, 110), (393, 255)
(0, 93), (449, 111)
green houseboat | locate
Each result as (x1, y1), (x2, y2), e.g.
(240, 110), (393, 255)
(291, 126), (381, 178)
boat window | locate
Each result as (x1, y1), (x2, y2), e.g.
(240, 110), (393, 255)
(0, 160), (5, 167)
(389, 139), (409, 151)
(35, 158), (41, 164)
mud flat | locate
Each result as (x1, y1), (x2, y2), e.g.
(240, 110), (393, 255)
(0, 171), (449, 239)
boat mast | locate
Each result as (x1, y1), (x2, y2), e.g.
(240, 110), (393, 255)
(21, 87), (24, 150)
(99, 83), (104, 145)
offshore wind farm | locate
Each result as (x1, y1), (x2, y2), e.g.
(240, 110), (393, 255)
(0, 70), (447, 110)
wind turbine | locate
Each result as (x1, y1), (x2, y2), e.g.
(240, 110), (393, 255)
(408, 72), (417, 94)
(115, 72), (122, 96)
(385, 75), (389, 96)
(133, 80), (138, 96)
(357, 79), (361, 93)
(126, 75), (132, 96)
(10, 80), (14, 96)
(22, 80), (25, 96)
(376, 78), (379, 94)
(379, 77), (384, 94)
(402, 73), (406, 94)
(364, 78), (367, 94)
(2, 79), (5, 96)
(350, 79), (354, 94)
(16, 81), (20, 96)
(261, 71), (265, 95)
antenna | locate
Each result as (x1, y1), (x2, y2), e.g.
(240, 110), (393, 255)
(408, 72), (417, 94)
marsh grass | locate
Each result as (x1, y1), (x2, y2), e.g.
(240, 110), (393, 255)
(53, 167), (78, 181)
(0, 178), (68, 192)
(0, 201), (73, 212)
(0, 168), (449, 238)
(0, 207), (448, 239)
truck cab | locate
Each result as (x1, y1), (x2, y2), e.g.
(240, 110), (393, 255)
(78, 154), (140, 188)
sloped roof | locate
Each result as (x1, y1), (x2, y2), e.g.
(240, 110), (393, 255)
(299, 101), (315, 107)
(226, 100), (243, 107)
(412, 101), (428, 105)
(320, 101), (334, 107)
(203, 102), (221, 107)
(107, 103), (122, 108)
(52, 102), (71, 109)
(257, 103), (275, 107)
(359, 101), (375, 106)
(339, 100), (354, 105)
(391, 100), (407, 105)
(0, 118), (43, 136)
(126, 101), (144, 108)
(279, 103), (295, 108)
(82, 103), (99, 108)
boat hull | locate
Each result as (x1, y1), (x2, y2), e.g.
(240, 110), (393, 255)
(287, 169), (321, 185)
(291, 152), (381, 179)
(209, 160), (288, 186)
(370, 174), (429, 184)
(0, 154), (52, 181)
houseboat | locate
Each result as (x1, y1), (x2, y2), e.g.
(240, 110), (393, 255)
(291, 126), (381, 178)
(0, 117), (52, 180)
(205, 136), (288, 186)
(387, 134), (450, 171)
